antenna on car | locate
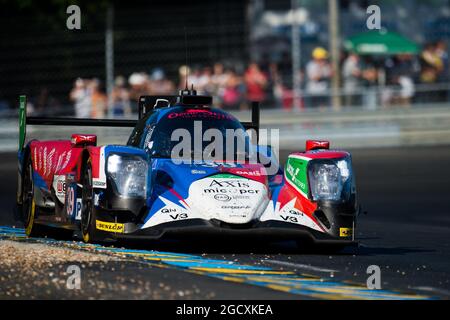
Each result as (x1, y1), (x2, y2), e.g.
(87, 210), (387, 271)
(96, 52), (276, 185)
(183, 26), (190, 93)
(179, 26), (197, 96)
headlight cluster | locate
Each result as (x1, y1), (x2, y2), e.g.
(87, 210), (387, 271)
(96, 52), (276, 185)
(107, 154), (148, 198)
(308, 156), (354, 201)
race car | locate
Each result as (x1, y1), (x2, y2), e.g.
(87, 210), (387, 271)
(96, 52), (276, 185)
(16, 91), (359, 248)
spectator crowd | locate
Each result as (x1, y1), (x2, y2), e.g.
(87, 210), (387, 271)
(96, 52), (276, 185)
(35, 39), (450, 117)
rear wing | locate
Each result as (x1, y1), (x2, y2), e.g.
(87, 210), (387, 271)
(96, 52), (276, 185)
(18, 94), (260, 151)
(18, 95), (137, 151)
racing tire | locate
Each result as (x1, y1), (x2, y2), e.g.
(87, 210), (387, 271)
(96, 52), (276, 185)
(23, 157), (74, 240)
(80, 159), (102, 243)
(22, 158), (46, 238)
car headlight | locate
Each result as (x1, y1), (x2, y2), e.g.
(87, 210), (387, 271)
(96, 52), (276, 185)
(107, 154), (148, 198)
(308, 156), (354, 201)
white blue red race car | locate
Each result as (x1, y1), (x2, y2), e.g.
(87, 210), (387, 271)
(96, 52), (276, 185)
(16, 91), (359, 249)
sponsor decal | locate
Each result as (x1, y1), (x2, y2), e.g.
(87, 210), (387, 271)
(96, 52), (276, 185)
(75, 199), (82, 220)
(280, 215), (299, 223)
(96, 220), (124, 233)
(169, 213), (188, 220)
(60, 150), (72, 172)
(186, 175), (268, 224)
(57, 180), (66, 194)
(93, 181), (106, 188)
(214, 194), (231, 202)
(204, 187), (259, 195)
(53, 175), (67, 203)
(168, 109), (234, 120)
(339, 227), (352, 237)
(209, 179), (249, 188)
(212, 173), (243, 179)
(38, 146), (43, 172)
(191, 169), (206, 174)
(45, 148), (56, 177)
(203, 176), (261, 195)
(287, 209), (304, 216)
(235, 170), (261, 177)
(160, 207), (189, 220)
(285, 157), (309, 196)
(55, 151), (66, 172)
(259, 198), (323, 232)
(221, 205), (251, 210)
(43, 147), (47, 176)
(66, 187), (75, 217)
(161, 208), (178, 214)
(194, 162), (238, 168)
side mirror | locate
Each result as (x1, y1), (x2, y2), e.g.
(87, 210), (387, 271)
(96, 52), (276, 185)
(71, 134), (97, 148)
(306, 140), (330, 151)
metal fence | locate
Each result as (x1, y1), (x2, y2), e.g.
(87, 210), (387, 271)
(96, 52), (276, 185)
(0, 1), (249, 113)
(1, 0), (450, 118)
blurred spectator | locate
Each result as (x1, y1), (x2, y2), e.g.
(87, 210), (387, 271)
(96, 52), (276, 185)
(435, 40), (449, 83)
(211, 63), (229, 107)
(390, 55), (418, 107)
(187, 67), (203, 92)
(244, 62), (268, 103)
(361, 58), (379, 110)
(90, 78), (107, 118)
(435, 40), (449, 102)
(420, 42), (443, 84)
(148, 68), (175, 95)
(63, 39), (450, 116)
(223, 69), (245, 109)
(198, 66), (214, 95)
(111, 76), (131, 116)
(35, 87), (60, 115)
(268, 62), (283, 109)
(306, 47), (332, 109)
(342, 53), (362, 107)
(128, 72), (149, 112)
(70, 78), (91, 118)
(277, 51), (293, 88)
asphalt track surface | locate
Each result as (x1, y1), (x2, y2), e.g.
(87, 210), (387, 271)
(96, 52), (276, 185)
(0, 146), (449, 300)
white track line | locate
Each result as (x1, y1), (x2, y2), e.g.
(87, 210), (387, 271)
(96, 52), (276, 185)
(263, 259), (339, 273)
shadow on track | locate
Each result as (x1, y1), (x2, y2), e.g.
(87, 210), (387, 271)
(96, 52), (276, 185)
(105, 238), (355, 255)
(356, 245), (434, 256)
(97, 237), (434, 257)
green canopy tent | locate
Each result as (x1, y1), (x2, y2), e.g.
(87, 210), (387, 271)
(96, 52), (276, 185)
(344, 30), (419, 55)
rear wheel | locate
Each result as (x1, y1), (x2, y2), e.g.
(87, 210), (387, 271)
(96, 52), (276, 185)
(80, 160), (101, 243)
(23, 158), (45, 237)
(23, 158), (73, 240)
